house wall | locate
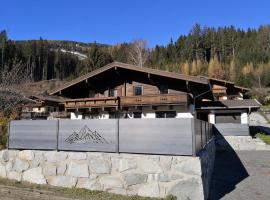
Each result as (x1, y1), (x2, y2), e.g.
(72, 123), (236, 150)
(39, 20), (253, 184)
(91, 81), (186, 98)
(241, 112), (248, 124)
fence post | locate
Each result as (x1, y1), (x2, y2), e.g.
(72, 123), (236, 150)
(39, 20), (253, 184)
(205, 122), (207, 145)
(7, 121), (10, 149)
(200, 120), (203, 149)
(56, 120), (59, 151)
(191, 118), (196, 156)
(116, 112), (120, 154)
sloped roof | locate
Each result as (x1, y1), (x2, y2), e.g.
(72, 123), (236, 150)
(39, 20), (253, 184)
(198, 76), (250, 92)
(49, 62), (208, 95)
(30, 95), (69, 103)
(196, 99), (261, 109)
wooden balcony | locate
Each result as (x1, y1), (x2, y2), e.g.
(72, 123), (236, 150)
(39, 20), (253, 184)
(64, 94), (188, 110)
(65, 97), (119, 109)
(121, 94), (188, 106)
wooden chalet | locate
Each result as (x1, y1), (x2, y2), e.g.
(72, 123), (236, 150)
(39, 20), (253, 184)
(47, 61), (259, 123)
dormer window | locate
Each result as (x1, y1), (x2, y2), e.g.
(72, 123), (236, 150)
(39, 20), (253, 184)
(89, 90), (95, 98)
(134, 85), (143, 96)
(109, 89), (118, 97)
(159, 85), (168, 94)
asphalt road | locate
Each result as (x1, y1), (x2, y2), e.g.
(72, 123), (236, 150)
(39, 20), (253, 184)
(210, 150), (270, 200)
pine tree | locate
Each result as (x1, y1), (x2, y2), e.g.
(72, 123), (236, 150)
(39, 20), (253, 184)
(181, 61), (190, 75)
(229, 59), (236, 81)
(208, 55), (225, 79)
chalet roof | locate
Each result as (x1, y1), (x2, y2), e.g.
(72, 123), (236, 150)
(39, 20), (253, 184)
(198, 76), (250, 92)
(49, 62), (208, 95)
(196, 99), (261, 109)
(30, 95), (69, 103)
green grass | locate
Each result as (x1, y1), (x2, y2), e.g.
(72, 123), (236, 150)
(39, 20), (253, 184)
(256, 132), (270, 145)
(0, 177), (176, 200)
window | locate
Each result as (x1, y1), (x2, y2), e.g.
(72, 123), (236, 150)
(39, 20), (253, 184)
(155, 111), (176, 118)
(156, 112), (166, 118)
(109, 89), (117, 97)
(134, 86), (143, 96)
(89, 90), (95, 98)
(159, 85), (168, 94)
(133, 112), (142, 118)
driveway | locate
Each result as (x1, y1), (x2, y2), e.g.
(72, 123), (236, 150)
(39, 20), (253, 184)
(210, 150), (270, 200)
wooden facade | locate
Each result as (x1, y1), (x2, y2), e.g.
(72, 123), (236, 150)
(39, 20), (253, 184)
(45, 62), (255, 120)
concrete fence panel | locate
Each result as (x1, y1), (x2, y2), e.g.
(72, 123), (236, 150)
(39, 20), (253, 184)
(57, 119), (117, 152)
(8, 120), (58, 150)
(8, 118), (213, 156)
(119, 118), (193, 155)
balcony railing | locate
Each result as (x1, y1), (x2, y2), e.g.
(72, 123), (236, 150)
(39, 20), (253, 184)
(65, 97), (119, 109)
(64, 94), (187, 109)
(121, 94), (187, 106)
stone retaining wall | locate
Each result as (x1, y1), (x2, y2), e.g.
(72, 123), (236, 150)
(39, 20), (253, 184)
(215, 135), (270, 151)
(0, 140), (215, 200)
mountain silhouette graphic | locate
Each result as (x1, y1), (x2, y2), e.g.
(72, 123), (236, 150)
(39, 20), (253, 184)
(65, 125), (111, 144)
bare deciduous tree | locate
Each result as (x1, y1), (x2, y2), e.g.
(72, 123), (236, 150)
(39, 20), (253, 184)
(0, 61), (32, 113)
(254, 64), (264, 89)
(128, 39), (149, 67)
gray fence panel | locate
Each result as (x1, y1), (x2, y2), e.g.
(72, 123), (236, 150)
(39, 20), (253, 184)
(214, 123), (250, 136)
(58, 119), (117, 152)
(194, 119), (202, 152)
(9, 120), (57, 150)
(119, 118), (193, 155)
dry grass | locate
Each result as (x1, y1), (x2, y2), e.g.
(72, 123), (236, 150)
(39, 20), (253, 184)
(256, 133), (270, 145)
(0, 178), (176, 200)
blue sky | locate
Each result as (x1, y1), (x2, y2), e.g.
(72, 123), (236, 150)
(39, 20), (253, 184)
(0, 0), (270, 47)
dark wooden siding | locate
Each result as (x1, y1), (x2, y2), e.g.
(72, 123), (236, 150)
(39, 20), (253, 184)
(215, 113), (241, 123)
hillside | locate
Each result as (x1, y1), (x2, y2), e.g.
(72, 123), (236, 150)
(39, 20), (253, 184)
(0, 24), (270, 89)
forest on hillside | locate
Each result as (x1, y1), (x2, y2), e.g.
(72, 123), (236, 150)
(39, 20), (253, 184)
(0, 24), (270, 88)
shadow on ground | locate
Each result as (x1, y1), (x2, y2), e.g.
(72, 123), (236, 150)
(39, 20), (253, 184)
(209, 133), (249, 200)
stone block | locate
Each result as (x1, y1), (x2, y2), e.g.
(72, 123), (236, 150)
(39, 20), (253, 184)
(100, 176), (123, 190)
(18, 150), (35, 161)
(139, 159), (162, 174)
(13, 158), (29, 172)
(0, 164), (7, 178)
(44, 152), (67, 163)
(138, 183), (160, 198)
(167, 177), (204, 200)
(68, 152), (87, 160)
(119, 159), (137, 172)
(0, 150), (10, 162)
(5, 159), (14, 171)
(66, 162), (89, 178)
(57, 163), (67, 175)
(122, 173), (147, 186)
(89, 158), (111, 174)
(148, 173), (170, 182)
(159, 156), (172, 170)
(43, 164), (57, 176)
(30, 152), (45, 167)
(171, 158), (201, 176)
(7, 171), (21, 181)
(47, 176), (77, 188)
(76, 178), (101, 190)
(109, 188), (127, 195)
(22, 167), (46, 184)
